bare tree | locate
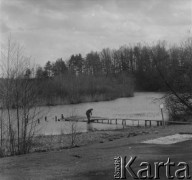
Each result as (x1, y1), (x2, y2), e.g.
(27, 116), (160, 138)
(154, 39), (192, 122)
(0, 37), (41, 156)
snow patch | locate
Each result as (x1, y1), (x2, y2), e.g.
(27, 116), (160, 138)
(142, 134), (192, 144)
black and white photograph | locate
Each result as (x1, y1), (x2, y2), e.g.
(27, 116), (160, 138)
(0, 0), (192, 179)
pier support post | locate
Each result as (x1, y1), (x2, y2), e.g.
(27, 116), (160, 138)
(116, 119), (117, 124)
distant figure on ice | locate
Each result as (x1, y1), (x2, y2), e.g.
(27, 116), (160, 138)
(86, 108), (93, 124)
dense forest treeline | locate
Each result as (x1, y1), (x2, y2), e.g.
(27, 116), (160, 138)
(1, 38), (191, 107)
(35, 40), (191, 83)
(11, 39), (192, 105)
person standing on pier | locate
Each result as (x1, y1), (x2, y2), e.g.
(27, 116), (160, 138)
(86, 108), (93, 124)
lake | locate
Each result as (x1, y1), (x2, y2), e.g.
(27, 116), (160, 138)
(37, 92), (168, 135)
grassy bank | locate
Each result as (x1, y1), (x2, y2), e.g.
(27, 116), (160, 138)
(1, 124), (192, 158)
(24, 124), (192, 154)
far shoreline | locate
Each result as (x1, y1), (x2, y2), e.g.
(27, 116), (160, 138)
(0, 91), (166, 109)
(37, 91), (165, 108)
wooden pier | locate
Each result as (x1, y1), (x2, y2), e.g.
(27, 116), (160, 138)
(39, 114), (192, 128)
(65, 116), (165, 127)
(42, 115), (192, 127)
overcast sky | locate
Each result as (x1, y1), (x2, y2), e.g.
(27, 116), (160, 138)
(0, 0), (192, 65)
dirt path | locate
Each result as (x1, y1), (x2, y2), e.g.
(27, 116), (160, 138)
(0, 125), (192, 180)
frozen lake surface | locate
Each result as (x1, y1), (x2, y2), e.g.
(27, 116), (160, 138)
(36, 92), (168, 135)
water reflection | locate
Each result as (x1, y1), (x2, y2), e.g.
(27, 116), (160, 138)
(86, 123), (94, 132)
